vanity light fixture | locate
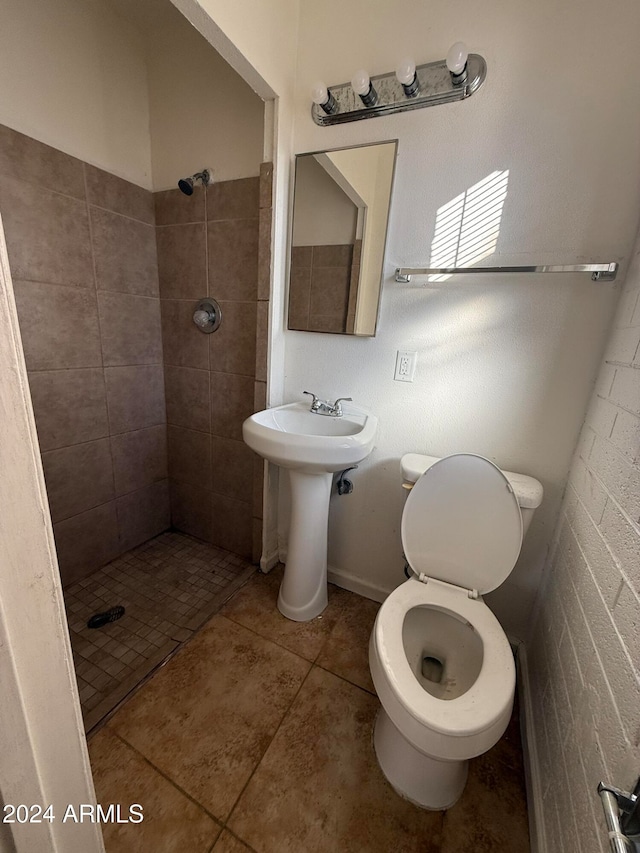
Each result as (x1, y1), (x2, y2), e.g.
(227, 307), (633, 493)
(311, 42), (485, 126)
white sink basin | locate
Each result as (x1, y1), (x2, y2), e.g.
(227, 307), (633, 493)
(243, 400), (378, 622)
(243, 402), (377, 473)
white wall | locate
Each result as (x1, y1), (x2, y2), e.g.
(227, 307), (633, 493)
(146, 8), (264, 190)
(278, 0), (640, 639)
(326, 145), (395, 334)
(292, 156), (357, 246)
(0, 0), (152, 188)
(527, 229), (640, 853)
(172, 0), (299, 102)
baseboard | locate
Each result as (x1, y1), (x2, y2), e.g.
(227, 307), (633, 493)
(326, 564), (392, 604)
(273, 550), (393, 603)
(516, 642), (546, 853)
(260, 549), (280, 573)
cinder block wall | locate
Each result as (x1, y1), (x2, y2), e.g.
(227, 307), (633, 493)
(529, 237), (640, 851)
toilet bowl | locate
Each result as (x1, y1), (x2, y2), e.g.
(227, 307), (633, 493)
(369, 453), (543, 810)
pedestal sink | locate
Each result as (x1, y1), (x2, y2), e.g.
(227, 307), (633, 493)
(243, 401), (378, 621)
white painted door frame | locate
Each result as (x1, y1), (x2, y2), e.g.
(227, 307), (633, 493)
(0, 214), (105, 853)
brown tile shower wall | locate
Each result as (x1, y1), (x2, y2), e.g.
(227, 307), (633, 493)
(157, 163), (272, 562)
(289, 243), (355, 334)
(0, 124), (169, 586)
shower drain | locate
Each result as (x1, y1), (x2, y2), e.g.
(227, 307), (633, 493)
(87, 605), (125, 629)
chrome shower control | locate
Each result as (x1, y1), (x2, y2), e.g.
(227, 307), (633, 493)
(192, 298), (222, 334)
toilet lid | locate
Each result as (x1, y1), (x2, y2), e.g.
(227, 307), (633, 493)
(401, 453), (523, 594)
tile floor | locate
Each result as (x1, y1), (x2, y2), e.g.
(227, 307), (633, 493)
(65, 531), (255, 731)
(88, 567), (531, 852)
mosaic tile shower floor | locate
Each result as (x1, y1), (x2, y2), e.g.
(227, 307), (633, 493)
(65, 530), (255, 731)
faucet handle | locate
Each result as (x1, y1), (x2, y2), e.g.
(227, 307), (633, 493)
(332, 396), (352, 416)
(303, 390), (321, 411)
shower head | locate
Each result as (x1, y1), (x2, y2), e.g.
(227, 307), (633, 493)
(178, 177), (194, 195)
(178, 169), (212, 196)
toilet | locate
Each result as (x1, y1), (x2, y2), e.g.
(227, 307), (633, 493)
(369, 452), (543, 810)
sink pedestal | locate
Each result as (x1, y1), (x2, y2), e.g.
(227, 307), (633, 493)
(243, 401), (378, 623)
(278, 470), (332, 621)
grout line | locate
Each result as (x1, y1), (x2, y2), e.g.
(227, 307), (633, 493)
(83, 164), (121, 537)
(160, 297), (258, 305)
(28, 361), (164, 374)
(224, 664), (315, 830)
(312, 662), (377, 698)
(219, 594), (352, 669)
(108, 729), (224, 827)
(0, 169), (86, 204)
(596, 392), (640, 421)
(87, 201), (155, 228)
(12, 276), (96, 292)
(213, 827), (259, 853)
(39, 421), (166, 453)
(604, 359), (640, 370)
(218, 610), (317, 665)
(53, 479), (169, 526)
(156, 219), (206, 227)
(97, 290), (163, 303)
(164, 363), (256, 379)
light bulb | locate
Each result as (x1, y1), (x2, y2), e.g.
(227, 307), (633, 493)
(351, 69), (371, 96)
(446, 42), (469, 76)
(395, 58), (416, 86)
(311, 81), (337, 115)
(311, 82), (329, 105)
(396, 57), (419, 97)
(351, 69), (378, 107)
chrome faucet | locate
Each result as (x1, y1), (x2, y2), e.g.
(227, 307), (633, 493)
(303, 391), (353, 417)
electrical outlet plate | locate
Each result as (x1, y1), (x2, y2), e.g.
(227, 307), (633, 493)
(394, 350), (417, 382)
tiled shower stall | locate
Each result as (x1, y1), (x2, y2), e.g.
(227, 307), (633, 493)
(0, 122), (272, 725)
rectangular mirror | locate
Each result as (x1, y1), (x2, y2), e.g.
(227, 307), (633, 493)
(287, 140), (397, 336)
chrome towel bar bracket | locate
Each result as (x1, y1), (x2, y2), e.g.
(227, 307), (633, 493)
(598, 779), (640, 852)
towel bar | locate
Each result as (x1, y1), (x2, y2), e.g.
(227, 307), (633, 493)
(394, 262), (618, 282)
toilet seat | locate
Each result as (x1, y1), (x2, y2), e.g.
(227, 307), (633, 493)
(401, 453), (523, 594)
(372, 577), (515, 739)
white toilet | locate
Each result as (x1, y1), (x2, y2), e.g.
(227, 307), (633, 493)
(369, 452), (543, 810)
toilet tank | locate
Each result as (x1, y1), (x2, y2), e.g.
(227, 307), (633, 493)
(400, 453), (543, 536)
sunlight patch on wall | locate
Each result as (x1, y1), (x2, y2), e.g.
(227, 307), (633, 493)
(429, 170), (509, 281)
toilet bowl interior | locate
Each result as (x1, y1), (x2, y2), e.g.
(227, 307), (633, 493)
(402, 606), (484, 701)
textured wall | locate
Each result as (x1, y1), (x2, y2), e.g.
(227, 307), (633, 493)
(528, 233), (640, 852)
(0, 124), (169, 586)
(0, 0), (152, 188)
(157, 168), (272, 560)
(146, 5), (265, 191)
(277, 0), (640, 639)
